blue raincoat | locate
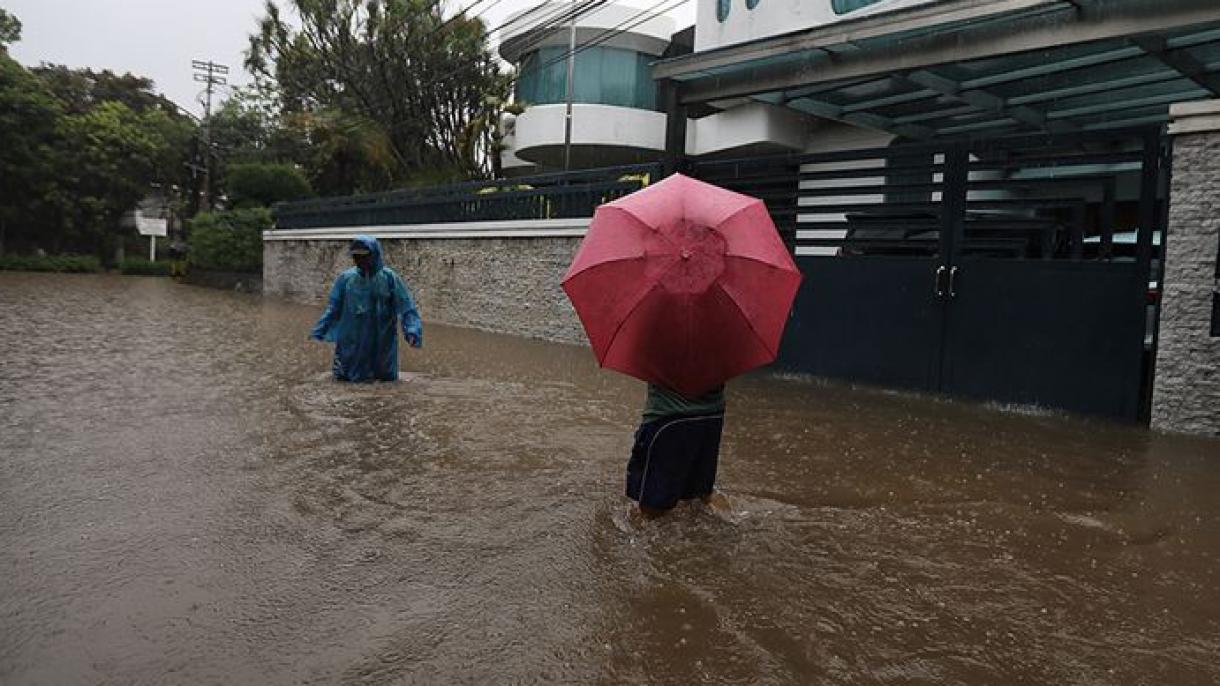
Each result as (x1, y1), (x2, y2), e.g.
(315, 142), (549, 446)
(310, 235), (423, 382)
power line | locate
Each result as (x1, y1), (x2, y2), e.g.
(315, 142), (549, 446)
(394, 0), (682, 158)
(378, 0), (611, 106)
(515, 0), (686, 87)
(505, 0), (612, 54)
(432, 0), (494, 36)
(254, 1), (686, 173)
(470, 0), (513, 22)
(469, 0), (610, 59)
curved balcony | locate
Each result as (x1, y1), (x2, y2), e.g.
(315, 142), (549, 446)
(497, 3), (675, 170)
(509, 103), (667, 169)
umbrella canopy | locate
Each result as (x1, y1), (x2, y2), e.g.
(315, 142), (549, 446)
(562, 173), (802, 396)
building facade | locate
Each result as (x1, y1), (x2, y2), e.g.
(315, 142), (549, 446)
(497, 3), (676, 173)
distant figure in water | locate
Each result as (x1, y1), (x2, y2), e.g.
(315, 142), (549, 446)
(310, 235), (423, 382)
(626, 383), (732, 519)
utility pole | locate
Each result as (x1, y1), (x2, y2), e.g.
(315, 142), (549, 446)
(192, 60), (228, 211)
(563, 2), (577, 172)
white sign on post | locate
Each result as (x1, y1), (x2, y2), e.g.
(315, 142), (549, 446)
(134, 212), (168, 237)
(133, 210), (168, 261)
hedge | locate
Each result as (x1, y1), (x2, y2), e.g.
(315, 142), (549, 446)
(188, 208), (271, 273)
(0, 254), (103, 273)
(119, 258), (173, 276)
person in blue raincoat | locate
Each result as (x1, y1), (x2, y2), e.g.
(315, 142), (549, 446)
(310, 235), (423, 381)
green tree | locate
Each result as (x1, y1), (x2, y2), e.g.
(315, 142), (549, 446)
(210, 87), (280, 164)
(212, 87), (401, 196)
(33, 63), (198, 244)
(0, 44), (196, 258)
(226, 161), (313, 207)
(54, 101), (188, 258)
(33, 64), (182, 116)
(283, 107), (398, 195)
(0, 53), (61, 254)
(0, 8), (21, 51)
(246, 0), (511, 189)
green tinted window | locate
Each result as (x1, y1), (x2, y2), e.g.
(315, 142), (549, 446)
(717, 0), (730, 21)
(832, 0), (882, 14)
(515, 46), (658, 110)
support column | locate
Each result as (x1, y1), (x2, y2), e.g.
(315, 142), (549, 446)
(1151, 100), (1220, 436)
(661, 79), (687, 178)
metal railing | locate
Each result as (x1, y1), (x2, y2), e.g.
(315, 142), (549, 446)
(271, 163), (661, 230)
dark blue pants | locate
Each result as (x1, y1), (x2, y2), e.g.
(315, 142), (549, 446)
(625, 413), (724, 511)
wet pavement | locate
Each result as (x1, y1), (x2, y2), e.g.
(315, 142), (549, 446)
(1, 272), (1218, 685)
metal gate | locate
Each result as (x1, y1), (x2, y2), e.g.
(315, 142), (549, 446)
(692, 129), (1168, 422)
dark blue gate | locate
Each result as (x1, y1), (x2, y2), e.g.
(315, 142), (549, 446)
(693, 129), (1168, 422)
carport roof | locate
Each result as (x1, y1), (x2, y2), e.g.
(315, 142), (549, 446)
(654, 0), (1220, 139)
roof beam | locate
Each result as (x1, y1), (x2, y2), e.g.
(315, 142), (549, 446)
(1132, 36), (1220, 96)
(782, 76), (882, 102)
(829, 45), (1158, 116)
(1046, 87), (1210, 120)
(1008, 69), (1190, 106)
(656, 0), (1069, 80)
(902, 70), (1075, 132)
(841, 83), (940, 113)
(663, 0), (1220, 106)
(783, 96), (936, 140)
(960, 46), (1144, 90)
(891, 104), (979, 125)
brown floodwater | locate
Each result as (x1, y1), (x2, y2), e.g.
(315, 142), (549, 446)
(1, 272), (1218, 685)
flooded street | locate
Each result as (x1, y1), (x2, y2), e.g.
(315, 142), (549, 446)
(2, 272), (1218, 685)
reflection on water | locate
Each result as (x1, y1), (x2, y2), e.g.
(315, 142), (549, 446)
(1, 272), (1217, 685)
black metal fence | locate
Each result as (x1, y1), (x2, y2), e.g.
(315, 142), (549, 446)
(272, 163), (661, 229)
(686, 129), (1164, 266)
(686, 128), (1170, 422)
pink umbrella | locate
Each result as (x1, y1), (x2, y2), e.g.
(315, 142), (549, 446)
(562, 173), (803, 396)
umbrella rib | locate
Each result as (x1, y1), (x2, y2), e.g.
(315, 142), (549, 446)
(708, 201), (765, 237)
(600, 206), (680, 252)
(722, 253), (795, 270)
(713, 280), (780, 359)
(565, 254), (646, 281)
(600, 280), (666, 369)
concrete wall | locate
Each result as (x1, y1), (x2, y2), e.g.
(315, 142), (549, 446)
(262, 220), (590, 345)
(694, 0), (937, 52)
(1152, 101), (1220, 437)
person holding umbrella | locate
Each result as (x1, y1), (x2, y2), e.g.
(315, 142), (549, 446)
(626, 382), (731, 518)
(562, 174), (802, 519)
(311, 235), (423, 382)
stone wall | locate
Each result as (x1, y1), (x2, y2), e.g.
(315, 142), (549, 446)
(1152, 101), (1220, 436)
(263, 222), (589, 344)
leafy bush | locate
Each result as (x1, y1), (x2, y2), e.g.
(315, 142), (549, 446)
(0, 253), (103, 272)
(118, 258), (172, 276)
(187, 208), (270, 273)
(226, 162), (313, 208)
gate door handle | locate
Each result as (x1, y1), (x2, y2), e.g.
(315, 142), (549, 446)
(949, 266), (959, 299)
(934, 266), (947, 299)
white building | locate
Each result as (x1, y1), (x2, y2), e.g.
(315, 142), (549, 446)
(497, 0), (949, 172)
(497, 3), (677, 174)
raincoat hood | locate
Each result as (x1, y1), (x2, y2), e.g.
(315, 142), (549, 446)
(350, 234), (385, 273)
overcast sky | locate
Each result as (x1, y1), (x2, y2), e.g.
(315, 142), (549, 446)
(5, 0), (694, 117)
